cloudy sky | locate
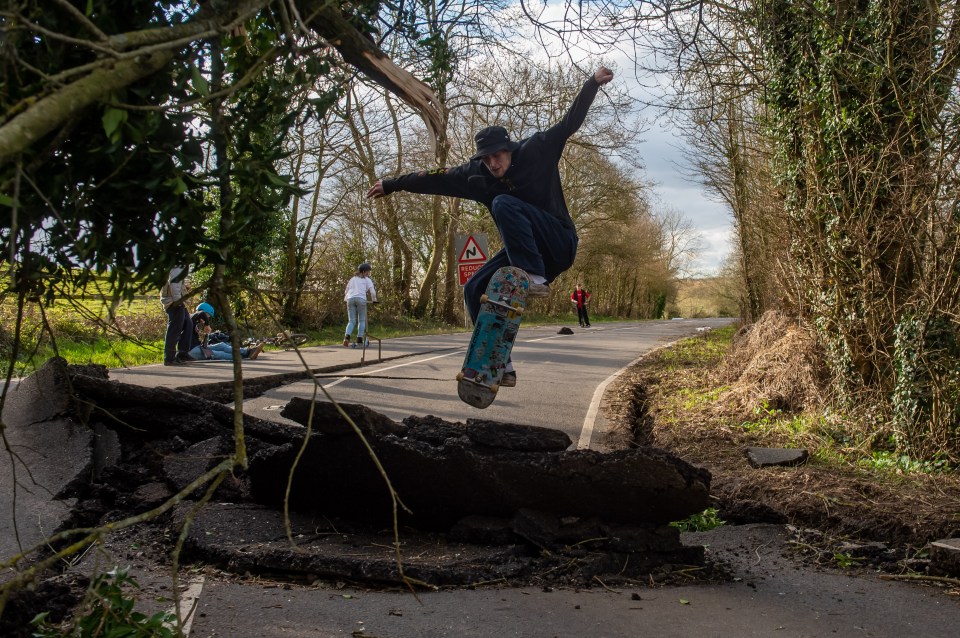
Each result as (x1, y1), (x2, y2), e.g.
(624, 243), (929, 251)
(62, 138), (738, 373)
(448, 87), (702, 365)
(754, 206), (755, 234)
(640, 116), (732, 277)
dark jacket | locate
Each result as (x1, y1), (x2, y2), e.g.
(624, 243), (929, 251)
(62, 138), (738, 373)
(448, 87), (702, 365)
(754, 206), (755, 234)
(382, 76), (603, 232)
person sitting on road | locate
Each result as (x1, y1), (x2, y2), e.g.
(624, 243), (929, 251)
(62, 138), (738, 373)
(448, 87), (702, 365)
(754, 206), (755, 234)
(187, 305), (263, 361)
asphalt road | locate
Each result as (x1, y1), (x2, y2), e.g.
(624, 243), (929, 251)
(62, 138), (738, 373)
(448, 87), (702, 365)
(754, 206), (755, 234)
(183, 524), (959, 638)
(242, 319), (733, 448)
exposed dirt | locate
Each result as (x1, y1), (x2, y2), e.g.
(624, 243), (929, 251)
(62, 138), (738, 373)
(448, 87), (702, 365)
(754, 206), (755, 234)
(600, 312), (960, 575)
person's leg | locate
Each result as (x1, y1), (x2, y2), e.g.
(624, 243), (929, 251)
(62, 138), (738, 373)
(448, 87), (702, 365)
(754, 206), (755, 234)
(163, 307), (180, 362)
(583, 306), (590, 326)
(165, 305), (192, 362)
(176, 308), (193, 356)
(488, 195), (578, 282)
(207, 343), (234, 360)
(357, 300), (368, 343)
(463, 250), (511, 325)
(345, 298), (359, 341)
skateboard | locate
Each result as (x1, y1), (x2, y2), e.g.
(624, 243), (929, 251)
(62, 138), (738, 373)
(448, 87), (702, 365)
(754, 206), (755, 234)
(457, 266), (529, 408)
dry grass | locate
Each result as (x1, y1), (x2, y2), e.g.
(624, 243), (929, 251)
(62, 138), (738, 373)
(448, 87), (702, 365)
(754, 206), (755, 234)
(712, 310), (827, 414)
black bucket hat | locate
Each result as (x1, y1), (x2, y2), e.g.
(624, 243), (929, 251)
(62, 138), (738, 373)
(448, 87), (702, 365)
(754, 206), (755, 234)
(471, 126), (521, 160)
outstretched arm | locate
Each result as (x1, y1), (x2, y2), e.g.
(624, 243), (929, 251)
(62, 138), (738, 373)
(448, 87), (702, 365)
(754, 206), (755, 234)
(551, 66), (614, 142)
(367, 164), (478, 201)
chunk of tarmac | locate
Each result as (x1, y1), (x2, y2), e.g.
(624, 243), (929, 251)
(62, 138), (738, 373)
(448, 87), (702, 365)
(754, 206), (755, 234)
(2, 357), (710, 597)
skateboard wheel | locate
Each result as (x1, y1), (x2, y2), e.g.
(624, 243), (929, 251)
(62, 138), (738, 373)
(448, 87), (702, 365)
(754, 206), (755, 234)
(456, 372), (464, 382)
(480, 293), (489, 304)
(490, 384), (499, 393)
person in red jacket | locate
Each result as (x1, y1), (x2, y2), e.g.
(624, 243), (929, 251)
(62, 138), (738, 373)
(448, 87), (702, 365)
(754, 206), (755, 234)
(571, 283), (591, 328)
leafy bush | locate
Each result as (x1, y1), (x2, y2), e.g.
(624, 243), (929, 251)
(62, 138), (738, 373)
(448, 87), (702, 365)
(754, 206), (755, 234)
(670, 507), (725, 533)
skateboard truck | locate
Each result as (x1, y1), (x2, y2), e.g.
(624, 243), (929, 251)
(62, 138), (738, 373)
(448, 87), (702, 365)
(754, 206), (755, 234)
(456, 371), (500, 394)
(479, 293), (524, 315)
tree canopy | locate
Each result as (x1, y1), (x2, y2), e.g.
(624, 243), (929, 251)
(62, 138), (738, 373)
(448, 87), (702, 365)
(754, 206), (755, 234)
(0, 0), (442, 300)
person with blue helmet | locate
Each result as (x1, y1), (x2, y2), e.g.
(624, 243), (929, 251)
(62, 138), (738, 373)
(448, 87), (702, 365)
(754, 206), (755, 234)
(187, 305), (263, 361)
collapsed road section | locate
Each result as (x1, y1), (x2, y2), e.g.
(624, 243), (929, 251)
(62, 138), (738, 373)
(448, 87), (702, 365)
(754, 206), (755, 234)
(2, 358), (711, 591)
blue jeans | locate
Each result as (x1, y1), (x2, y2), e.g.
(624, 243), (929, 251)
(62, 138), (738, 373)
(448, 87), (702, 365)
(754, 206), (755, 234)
(464, 194), (578, 324)
(188, 342), (248, 361)
(164, 305), (192, 361)
(345, 297), (368, 339)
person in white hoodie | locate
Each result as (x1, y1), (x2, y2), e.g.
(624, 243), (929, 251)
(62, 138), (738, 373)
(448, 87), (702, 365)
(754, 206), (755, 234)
(343, 263), (378, 347)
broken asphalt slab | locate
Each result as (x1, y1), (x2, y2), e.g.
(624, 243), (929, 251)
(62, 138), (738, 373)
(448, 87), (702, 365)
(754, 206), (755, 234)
(266, 399), (710, 529)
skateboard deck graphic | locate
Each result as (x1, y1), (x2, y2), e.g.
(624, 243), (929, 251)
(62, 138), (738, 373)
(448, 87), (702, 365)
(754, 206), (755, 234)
(457, 267), (529, 408)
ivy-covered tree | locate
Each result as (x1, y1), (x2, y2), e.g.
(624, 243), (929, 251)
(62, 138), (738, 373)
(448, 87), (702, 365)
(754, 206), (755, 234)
(760, 0), (960, 458)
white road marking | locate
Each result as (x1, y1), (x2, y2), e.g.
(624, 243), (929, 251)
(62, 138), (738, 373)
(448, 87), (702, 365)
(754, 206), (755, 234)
(167, 576), (205, 637)
(322, 350), (465, 388)
(577, 357), (642, 450)
(578, 339), (684, 450)
(525, 334), (575, 342)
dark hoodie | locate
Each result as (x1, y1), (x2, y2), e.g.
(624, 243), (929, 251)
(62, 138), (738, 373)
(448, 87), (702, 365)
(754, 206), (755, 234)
(382, 76), (603, 233)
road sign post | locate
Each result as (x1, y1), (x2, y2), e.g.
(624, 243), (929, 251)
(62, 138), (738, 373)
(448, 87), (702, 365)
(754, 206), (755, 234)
(456, 233), (489, 286)
(456, 233), (489, 327)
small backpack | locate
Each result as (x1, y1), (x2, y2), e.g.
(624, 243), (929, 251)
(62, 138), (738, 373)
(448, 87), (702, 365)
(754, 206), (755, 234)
(207, 330), (230, 344)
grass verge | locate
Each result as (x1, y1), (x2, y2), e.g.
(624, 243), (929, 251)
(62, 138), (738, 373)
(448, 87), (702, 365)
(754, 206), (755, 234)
(608, 325), (960, 550)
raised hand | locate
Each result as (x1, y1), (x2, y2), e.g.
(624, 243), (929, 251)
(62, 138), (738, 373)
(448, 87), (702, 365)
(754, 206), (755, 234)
(594, 66), (613, 85)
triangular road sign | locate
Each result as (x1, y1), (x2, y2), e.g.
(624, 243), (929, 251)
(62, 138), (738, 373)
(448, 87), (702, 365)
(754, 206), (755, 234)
(458, 235), (487, 262)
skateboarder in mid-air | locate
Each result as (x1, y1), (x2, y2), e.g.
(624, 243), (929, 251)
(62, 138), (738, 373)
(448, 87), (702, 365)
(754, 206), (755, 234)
(368, 66), (614, 387)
